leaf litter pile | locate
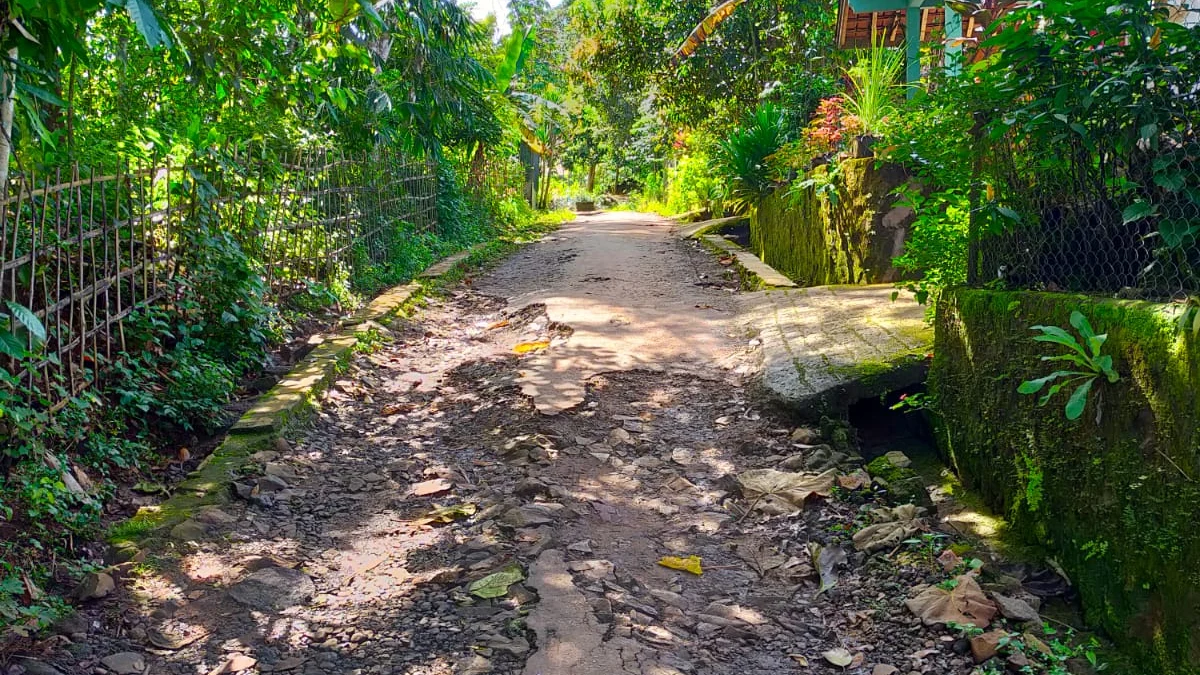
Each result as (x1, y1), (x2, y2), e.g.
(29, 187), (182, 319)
(45, 288), (1103, 675)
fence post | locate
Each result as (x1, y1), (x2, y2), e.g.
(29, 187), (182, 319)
(967, 111), (987, 286)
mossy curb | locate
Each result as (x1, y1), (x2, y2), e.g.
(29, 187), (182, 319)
(106, 245), (488, 553)
(698, 234), (797, 290)
(675, 215), (748, 240)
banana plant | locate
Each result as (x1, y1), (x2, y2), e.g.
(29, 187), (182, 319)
(469, 25), (540, 182)
(673, 0), (749, 65)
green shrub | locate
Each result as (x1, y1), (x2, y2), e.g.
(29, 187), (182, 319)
(715, 103), (788, 211)
(878, 76), (978, 304)
(178, 229), (276, 370)
(666, 149), (721, 216)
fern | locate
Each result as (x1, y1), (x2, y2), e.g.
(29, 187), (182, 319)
(715, 103), (786, 211)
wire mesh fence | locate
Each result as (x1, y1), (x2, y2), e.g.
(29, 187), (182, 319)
(968, 134), (1200, 301)
(0, 147), (438, 404)
(964, 9), (1200, 302)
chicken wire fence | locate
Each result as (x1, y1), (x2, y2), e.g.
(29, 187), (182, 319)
(967, 121), (1200, 303)
(0, 147), (438, 403)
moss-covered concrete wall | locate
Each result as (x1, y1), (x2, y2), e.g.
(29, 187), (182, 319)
(930, 288), (1200, 674)
(749, 158), (911, 286)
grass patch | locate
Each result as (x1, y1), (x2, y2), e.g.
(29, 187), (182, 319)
(106, 515), (158, 545)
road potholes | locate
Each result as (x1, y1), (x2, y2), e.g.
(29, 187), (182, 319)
(46, 225), (1094, 675)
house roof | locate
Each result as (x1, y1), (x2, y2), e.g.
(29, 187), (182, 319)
(836, 0), (975, 50)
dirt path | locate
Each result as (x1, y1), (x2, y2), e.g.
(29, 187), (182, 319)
(25, 213), (1077, 675)
(474, 212), (745, 414)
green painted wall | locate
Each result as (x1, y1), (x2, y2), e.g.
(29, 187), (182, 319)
(930, 288), (1200, 674)
(749, 158), (911, 286)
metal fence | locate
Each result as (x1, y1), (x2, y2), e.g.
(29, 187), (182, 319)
(967, 131), (1200, 301)
(0, 147), (438, 402)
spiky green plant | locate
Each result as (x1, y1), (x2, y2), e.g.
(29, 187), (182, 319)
(843, 41), (905, 136)
(715, 103), (786, 211)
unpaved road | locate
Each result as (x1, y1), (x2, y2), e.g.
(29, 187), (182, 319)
(475, 212), (745, 414)
(25, 212), (1073, 675)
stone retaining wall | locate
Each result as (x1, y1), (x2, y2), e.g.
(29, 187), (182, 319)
(930, 288), (1200, 674)
(750, 158), (912, 286)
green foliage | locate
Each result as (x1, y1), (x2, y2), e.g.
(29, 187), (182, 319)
(715, 103), (787, 211)
(891, 185), (970, 306)
(352, 327), (388, 355)
(564, 0), (837, 195)
(842, 41), (904, 137)
(983, 625), (1109, 675)
(877, 76), (977, 304)
(665, 149), (721, 215)
(974, 1), (1200, 259)
(768, 73), (837, 135)
(178, 229), (276, 370)
(1018, 311), (1121, 421)
(874, 0), (1200, 303)
(0, 568), (68, 641)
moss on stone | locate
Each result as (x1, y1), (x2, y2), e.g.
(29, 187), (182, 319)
(866, 455), (915, 483)
(930, 288), (1200, 675)
(749, 159), (911, 285)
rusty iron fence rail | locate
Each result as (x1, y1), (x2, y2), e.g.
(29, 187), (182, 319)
(0, 146), (438, 403)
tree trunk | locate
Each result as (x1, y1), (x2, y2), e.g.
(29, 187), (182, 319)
(538, 157), (552, 209)
(468, 142), (487, 189)
(0, 47), (18, 193)
(587, 162), (596, 192)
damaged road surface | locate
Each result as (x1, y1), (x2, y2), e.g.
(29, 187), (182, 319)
(44, 212), (1083, 675)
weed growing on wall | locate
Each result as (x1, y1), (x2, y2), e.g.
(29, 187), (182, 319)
(1018, 311), (1121, 421)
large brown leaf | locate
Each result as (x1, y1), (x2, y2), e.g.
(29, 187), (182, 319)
(852, 504), (925, 552)
(737, 468), (836, 514)
(905, 575), (998, 628)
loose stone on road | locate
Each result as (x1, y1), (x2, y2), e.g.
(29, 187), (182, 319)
(51, 211), (1059, 675)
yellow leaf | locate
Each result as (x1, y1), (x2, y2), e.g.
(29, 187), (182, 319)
(658, 555), (703, 575)
(673, 0), (748, 62)
(416, 503), (477, 526)
(513, 340), (550, 354)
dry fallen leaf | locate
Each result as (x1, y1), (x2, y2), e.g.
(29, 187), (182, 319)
(809, 543), (848, 594)
(658, 555), (703, 575)
(20, 572), (41, 603)
(822, 647), (854, 667)
(513, 340), (550, 354)
(487, 319), (510, 330)
(852, 504), (926, 552)
(738, 468), (837, 514)
(410, 478), (453, 497)
(733, 539), (787, 577)
(837, 469), (871, 490)
(905, 575), (998, 628)
(938, 548), (962, 572)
